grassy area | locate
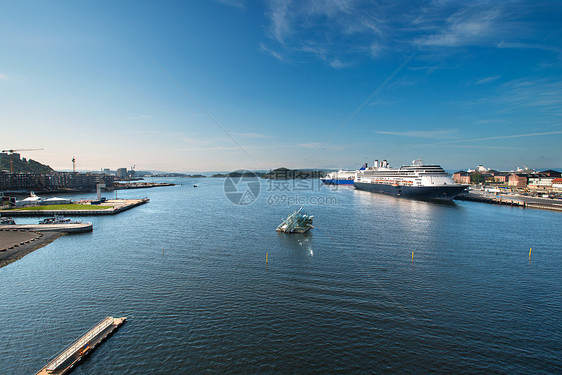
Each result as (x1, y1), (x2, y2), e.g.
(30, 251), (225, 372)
(7, 204), (113, 211)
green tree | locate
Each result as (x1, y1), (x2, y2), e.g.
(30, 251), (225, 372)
(470, 173), (485, 184)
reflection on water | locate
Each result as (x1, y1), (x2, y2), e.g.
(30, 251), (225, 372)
(277, 232), (314, 257)
(0, 179), (561, 374)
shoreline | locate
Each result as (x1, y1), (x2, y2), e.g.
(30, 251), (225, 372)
(455, 191), (562, 211)
(0, 229), (64, 268)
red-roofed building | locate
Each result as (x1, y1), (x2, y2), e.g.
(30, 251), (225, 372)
(553, 178), (562, 191)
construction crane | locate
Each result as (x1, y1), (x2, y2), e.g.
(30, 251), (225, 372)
(72, 156), (76, 173)
(1, 148), (44, 173)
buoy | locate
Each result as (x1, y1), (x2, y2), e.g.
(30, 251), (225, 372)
(529, 247), (531, 259)
(162, 244), (164, 254)
(266, 252), (268, 264)
(411, 251), (414, 261)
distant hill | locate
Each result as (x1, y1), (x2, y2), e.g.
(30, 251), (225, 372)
(0, 153), (54, 173)
(262, 168), (326, 179)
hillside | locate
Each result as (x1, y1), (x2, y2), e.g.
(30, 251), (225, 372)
(262, 168), (326, 179)
(0, 153), (54, 173)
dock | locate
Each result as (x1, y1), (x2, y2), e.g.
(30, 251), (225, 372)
(36, 316), (127, 375)
(455, 191), (562, 211)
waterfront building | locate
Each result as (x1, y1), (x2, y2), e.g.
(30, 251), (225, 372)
(552, 178), (562, 192)
(0, 172), (114, 192)
(486, 170), (510, 183)
(453, 171), (470, 184)
(116, 168), (127, 178)
(508, 174), (528, 189)
(528, 175), (556, 192)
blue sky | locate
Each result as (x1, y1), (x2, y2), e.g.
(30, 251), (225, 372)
(1, 0), (561, 172)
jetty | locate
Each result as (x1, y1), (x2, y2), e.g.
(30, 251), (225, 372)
(36, 316), (127, 375)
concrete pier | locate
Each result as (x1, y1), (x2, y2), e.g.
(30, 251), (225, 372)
(0, 224), (92, 268)
(1, 198), (148, 216)
(455, 191), (562, 211)
(36, 316), (127, 375)
(0, 223), (93, 233)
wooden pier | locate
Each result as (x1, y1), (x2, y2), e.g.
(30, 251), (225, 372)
(36, 316), (127, 375)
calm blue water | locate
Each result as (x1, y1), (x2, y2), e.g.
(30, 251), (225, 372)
(1, 178), (561, 374)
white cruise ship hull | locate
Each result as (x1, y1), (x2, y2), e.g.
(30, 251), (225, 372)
(354, 181), (467, 200)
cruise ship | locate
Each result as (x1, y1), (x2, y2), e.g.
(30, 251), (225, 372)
(321, 163), (367, 185)
(354, 159), (468, 200)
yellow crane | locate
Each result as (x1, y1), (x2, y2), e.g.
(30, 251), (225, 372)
(1, 148), (44, 173)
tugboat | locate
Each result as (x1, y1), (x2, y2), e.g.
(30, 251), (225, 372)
(276, 207), (314, 233)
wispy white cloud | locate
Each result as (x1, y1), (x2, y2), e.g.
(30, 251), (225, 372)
(259, 42), (285, 61)
(298, 142), (344, 150)
(497, 41), (562, 54)
(498, 78), (562, 114)
(475, 76), (500, 85)
(265, 0), (387, 66)
(126, 115), (151, 120)
(329, 59), (352, 69)
(268, 0), (292, 44)
(376, 129), (458, 139)
(408, 65), (458, 71)
(455, 77), (562, 118)
(368, 99), (397, 107)
(414, 7), (501, 47)
(299, 142), (323, 149)
(232, 132), (272, 139)
(474, 119), (506, 124)
(435, 144), (522, 150)
(428, 131), (562, 146)
(263, 1), (539, 67)
(215, 0), (245, 9)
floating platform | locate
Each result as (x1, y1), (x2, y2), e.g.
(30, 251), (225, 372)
(1, 198), (148, 216)
(276, 207), (314, 233)
(36, 316), (127, 375)
(0, 223), (93, 233)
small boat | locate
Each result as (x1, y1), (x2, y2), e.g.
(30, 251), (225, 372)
(0, 217), (15, 225)
(39, 215), (81, 225)
(276, 207), (314, 233)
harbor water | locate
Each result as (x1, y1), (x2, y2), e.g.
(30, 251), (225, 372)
(0, 178), (561, 373)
